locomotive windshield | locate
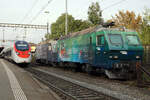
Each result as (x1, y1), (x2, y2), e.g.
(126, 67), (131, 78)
(108, 34), (123, 45)
(15, 41), (29, 51)
(126, 35), (140, 45)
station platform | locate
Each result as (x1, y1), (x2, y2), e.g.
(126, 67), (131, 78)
(0, 59), (58, 100)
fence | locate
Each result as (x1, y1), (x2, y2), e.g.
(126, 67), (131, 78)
(143, 45), (150, 66)
(140, 45), (150, 85)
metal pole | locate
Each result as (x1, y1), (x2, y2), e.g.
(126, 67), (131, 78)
(65, 0), (68, 35)
(23, 28), (27, 41)
(2, 29), (5, 43)
(47, 22), (49, 34)
(45, 11), (50, 38)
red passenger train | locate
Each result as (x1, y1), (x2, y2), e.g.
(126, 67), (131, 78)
(2, 40), (32, 64)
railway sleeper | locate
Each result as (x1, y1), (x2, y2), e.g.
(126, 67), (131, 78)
(27, 68), (119, 100)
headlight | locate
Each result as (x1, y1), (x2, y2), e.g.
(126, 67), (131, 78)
(28, 52), (31, 55)
(109, 56), (113, 59)
(109, 56), (118, 59)
(136, 56), (140, 59)
(120, 51), (127, 55)
(114, 56), (118, 59)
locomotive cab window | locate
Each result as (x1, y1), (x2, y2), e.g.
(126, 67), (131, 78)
(108, 34), (123, 45)
(15, 41), (29, 51)
(96, 35), (105, 46)
(126, 35), (140, 45)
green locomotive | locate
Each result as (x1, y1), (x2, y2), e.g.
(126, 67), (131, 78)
(47, 24), (144, 79)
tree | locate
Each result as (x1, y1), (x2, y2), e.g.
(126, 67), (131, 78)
(45, 13), (92, 40)
(52, 13), (75, 37)
(88, 2), (103, 25)
(143, 8), (150, 23)
(73, 20), (92, 32)
(110, 10), (142, 32)
(139, 8), (150, 44)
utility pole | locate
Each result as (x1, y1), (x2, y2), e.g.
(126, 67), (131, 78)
(23, 27), (27, 41)
(45, 11), (50, 35)
(65, 0), (68, 35)
(47, 22), (49, 34)
(2, 29), (5, 43)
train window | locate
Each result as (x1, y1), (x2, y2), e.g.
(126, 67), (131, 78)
(52, 44), (57, 52)
(15, 41), (29, 51)
(61, 42), (64, 50)
(108, 34), (123, 45)
(8, 50), (11, 56)
(48, 46), (52, 51)
(126, 35), (140, 45)
(90, 37), (92, 45)
(97, 35), (105, 46)
(48, 43), (52, 50)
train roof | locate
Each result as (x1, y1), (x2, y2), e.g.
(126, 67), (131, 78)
(15, 40), (28, 44)
(59, 25), (136, 40)
(38, 40), (57, 45)
(59, 26), (97, 40)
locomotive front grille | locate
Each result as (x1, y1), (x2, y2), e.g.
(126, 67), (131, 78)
(113, 61), (135, 70)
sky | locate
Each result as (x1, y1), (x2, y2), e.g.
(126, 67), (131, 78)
(0, 0), (150, 45)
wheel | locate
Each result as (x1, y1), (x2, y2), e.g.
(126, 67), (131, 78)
(85, 64), (94, 74)
(51, 62), (57, 67)
(81, 65), (86, 72)
(59, 62), (64, 67)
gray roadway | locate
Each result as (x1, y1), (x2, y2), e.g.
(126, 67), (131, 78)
(0, 59), (57, 100)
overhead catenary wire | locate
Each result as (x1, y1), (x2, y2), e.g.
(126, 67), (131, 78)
(30, 0), (53, 24)
(74, 0), (125, 20)
(20, 0), (40, 24)
(102, 0), (126, 11)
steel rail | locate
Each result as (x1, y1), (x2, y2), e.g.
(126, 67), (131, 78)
(31, 71), (77, 100)
(26, 68), (118, 100)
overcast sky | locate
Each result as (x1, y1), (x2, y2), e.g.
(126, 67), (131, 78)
(0, 0), (150, 45)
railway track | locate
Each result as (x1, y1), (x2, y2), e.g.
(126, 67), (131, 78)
(26, 67), (119, 100)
